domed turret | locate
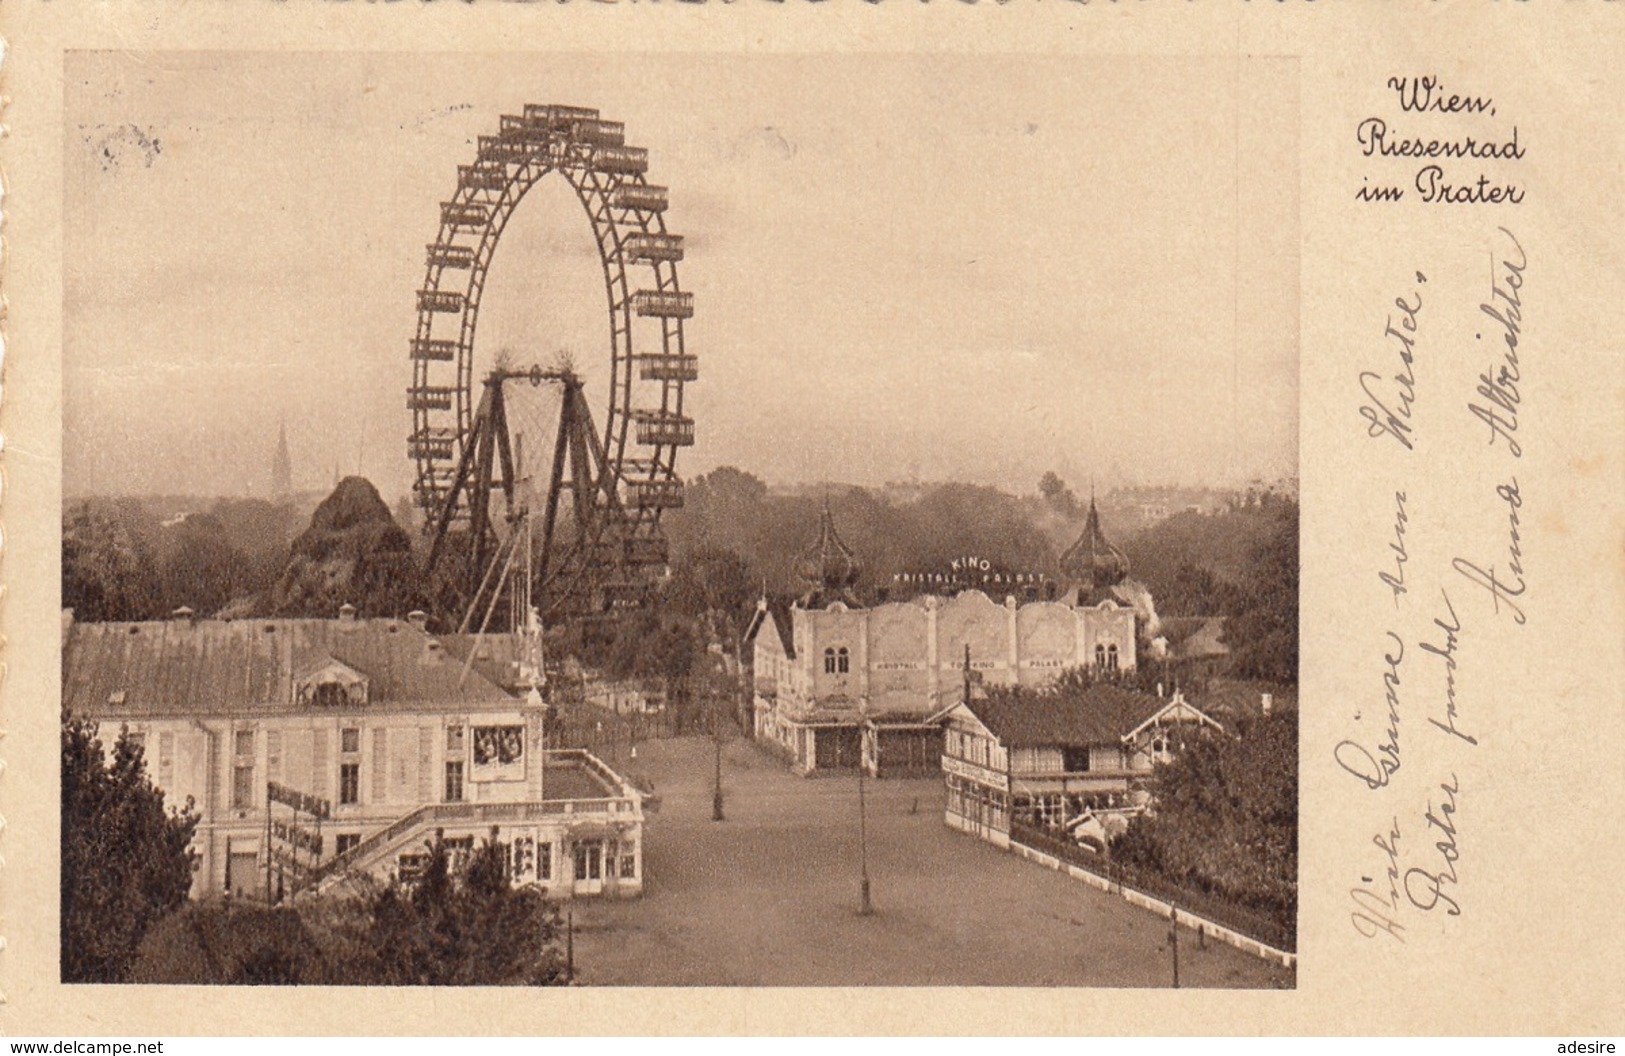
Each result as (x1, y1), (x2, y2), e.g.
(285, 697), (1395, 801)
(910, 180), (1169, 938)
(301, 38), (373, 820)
(1060, 495), (1129, 595)
(797, 498), (863, 606)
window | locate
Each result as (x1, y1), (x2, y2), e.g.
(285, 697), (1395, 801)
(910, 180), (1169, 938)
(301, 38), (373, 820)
(126, 730), (147, 753)
(837, 647), (850, 674)
(230, 729), (256, 809)
(574, 841), (603, 881)
(314, 681), (347, 708)
(1094, 644), (1107, 669)
(823, 648), (837, 674)
(621, 854), (637, 879)
(1106, 644), (1120, 672)
(232, 764), (255, 809)
(444, 760), (464, 803)
(335, 833), (361, 856)
(1062, 746), (1091, 772)
(341, 727), (360, 754)
(339, 762), (360, 805)
(446, 725), (465, 753)
(536, 843), (552, 881)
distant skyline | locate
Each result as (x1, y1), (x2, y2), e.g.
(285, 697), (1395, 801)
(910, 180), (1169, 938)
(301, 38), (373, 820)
(64, 52), (1299, 502)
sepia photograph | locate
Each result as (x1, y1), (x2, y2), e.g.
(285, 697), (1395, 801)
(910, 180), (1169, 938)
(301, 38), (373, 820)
(59, 51), (1299, 989)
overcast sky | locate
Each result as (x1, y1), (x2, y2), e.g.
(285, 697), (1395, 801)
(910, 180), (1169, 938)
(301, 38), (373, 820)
(63, 51), (1298, 502)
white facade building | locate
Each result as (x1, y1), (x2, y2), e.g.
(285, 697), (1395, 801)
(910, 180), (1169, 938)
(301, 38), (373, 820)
(63, 611), (645, 900)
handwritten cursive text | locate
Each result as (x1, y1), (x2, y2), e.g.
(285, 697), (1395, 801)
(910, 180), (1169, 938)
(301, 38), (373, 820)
(1336, 632), (1405, 789)
(1404, 775), (1463, 917)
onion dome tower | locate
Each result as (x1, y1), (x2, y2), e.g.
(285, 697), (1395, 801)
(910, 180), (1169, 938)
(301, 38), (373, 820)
(1060, 493), (1129, 601)
(796, 497), (863, 607)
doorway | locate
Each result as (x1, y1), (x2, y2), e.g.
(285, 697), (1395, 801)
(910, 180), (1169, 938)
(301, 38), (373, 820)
(572, 840), (604, 895)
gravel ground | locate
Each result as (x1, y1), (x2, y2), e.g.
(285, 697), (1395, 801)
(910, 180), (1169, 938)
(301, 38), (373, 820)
(568, 735), (1295, 988)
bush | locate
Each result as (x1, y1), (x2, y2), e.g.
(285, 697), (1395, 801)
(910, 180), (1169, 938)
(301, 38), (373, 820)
(127, 835), (567, 986)
(326, 835), (567, 986)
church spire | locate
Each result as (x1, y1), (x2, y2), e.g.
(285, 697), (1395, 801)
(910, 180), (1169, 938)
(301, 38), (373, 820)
(271, 419), (293, 501)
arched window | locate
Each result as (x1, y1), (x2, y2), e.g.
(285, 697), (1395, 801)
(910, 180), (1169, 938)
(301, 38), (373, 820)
(823, 648), (837, 674)
(1094, 644), (1107, 670)
(1106, 644), (1119, 672)
(837, 646), (850, 674)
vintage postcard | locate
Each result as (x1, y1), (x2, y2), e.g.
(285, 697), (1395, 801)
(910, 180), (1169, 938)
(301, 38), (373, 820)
(0, 1), (1620, 1038)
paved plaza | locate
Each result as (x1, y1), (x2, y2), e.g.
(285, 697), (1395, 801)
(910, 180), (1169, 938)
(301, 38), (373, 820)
(570, 735), (1295, 988)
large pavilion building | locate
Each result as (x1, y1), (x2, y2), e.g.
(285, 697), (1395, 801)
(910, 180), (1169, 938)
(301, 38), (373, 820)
(748, 498), (1144, 776)
(62, 608), (645, 901)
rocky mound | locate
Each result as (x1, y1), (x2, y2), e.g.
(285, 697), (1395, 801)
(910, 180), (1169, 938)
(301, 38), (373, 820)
(267, 477), (428, 618)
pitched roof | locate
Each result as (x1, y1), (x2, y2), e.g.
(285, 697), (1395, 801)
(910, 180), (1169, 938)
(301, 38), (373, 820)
(743, 599), (796, 659)
(1190, 679), (1296, 717)
(437, 632), (530, 689)
(954, 682), (1186, 747)
(63, 618), (517, 718)
(1159, 616), (1232, 659)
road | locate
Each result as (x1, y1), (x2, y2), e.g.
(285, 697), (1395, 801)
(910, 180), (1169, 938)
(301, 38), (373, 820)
(569, 735), (1295, 988)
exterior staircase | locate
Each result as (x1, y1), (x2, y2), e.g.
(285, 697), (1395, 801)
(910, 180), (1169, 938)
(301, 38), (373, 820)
(307, 797), (638, 896)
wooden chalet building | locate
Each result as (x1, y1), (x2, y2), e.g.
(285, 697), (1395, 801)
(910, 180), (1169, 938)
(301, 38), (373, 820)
(929, 681), (1222, 849)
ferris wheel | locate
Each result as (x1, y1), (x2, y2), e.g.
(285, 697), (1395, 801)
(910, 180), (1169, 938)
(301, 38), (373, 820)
(408, 104), (695, 621)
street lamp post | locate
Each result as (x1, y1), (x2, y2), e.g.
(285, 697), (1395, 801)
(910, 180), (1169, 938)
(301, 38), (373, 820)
(711, 668), (727, 821)
(857, 746), (873, 916)
(1169, 906), (1181, 988)
(712, 723), (725, 822)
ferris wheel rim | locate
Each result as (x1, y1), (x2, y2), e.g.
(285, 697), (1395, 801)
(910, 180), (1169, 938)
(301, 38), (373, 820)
(408, 105), (695, 609)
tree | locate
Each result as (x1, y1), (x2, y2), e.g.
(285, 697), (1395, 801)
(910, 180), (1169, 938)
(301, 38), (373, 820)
(1113, 709), (1298, 919)
(62, 504), (164, 621)
(1225, 500), (1299, 684)
(61, 713), (200, 983)
(594, 609), (703, 729)
(666, 545), (755, 639)
(155, 513), (247, 616)
(905, 483), (1058, 575)
(1039, 471), (1080, 517)
(690, 465), (769, 506)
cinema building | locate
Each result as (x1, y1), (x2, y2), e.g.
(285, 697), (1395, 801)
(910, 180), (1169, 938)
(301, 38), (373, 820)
(748, 499), (1144, 777)
(61, 608), (645, 901)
